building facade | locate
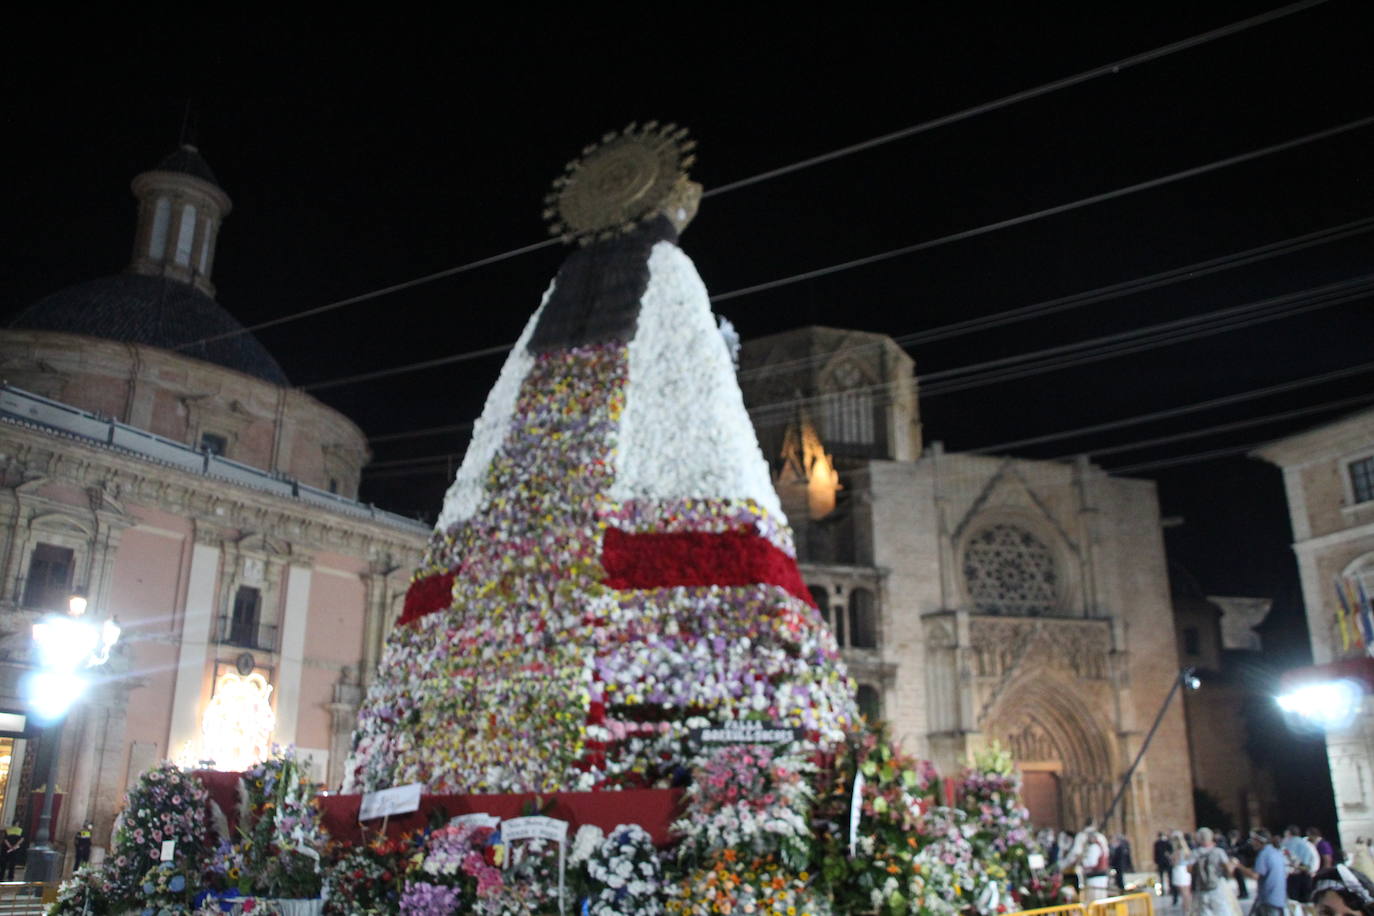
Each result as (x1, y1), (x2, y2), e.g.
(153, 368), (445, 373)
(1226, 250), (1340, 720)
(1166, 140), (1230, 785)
(741, 326), (1196, 853)
(1257, 407), (1374, 845)
(0, 147), (427, 870)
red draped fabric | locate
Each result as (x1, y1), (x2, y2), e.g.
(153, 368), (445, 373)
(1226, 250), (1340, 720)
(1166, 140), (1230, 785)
(601, 528), (815, 607)
(192, 770), (682, 847)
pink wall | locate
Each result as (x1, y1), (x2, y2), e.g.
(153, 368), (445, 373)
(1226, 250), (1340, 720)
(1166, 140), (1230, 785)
(108, 512), (195, 770)
(298, 560), (367, 750)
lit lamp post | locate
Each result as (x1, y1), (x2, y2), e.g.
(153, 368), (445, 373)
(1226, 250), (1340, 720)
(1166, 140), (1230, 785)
(1100, 666), (1201, 830)
(23, 589), (120, 886)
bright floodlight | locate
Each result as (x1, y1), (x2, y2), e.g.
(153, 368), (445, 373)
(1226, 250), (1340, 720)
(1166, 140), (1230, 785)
(32, 616), (101, 673)
(1276, 678), (1364, 730)
(67, 591), (87, 616)
(26, 670), (88, 723)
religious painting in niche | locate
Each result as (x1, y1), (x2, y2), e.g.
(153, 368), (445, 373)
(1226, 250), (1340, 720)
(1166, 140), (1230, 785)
(962, 524), (1059, 616)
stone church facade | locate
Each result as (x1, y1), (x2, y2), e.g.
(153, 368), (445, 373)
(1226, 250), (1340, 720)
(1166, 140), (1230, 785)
(741, 326), (1195, 852)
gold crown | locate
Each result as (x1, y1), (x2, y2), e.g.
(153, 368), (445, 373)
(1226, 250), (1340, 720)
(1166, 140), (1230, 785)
(543, 122), (698, 245)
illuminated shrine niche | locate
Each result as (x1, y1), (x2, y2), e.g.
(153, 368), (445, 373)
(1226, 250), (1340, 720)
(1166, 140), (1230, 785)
(200, 671), (276, 771)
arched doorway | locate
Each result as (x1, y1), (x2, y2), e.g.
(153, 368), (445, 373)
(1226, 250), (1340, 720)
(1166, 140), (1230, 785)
(983, 674), (1118, 833)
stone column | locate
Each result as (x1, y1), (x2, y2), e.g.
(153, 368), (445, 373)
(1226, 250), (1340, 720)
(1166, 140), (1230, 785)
(273, 562), (313, 745)
(168, 534), (220, 756)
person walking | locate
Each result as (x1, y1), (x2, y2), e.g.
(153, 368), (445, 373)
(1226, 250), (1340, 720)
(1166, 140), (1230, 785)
(1238, 829), (1288, 916)
(1192, 828), (1236, 916)
(1171, 830), (1196, 914)
(1157, 831), (1176, 903)
(1080, 825), (1113, 904)
(1286, 824), (1320, 902)
(1111, 833), (1135, 891)
(1228, 829), (1250, 899)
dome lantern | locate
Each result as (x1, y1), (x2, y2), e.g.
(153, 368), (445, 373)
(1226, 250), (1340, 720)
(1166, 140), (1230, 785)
(129, 145), (232, 297)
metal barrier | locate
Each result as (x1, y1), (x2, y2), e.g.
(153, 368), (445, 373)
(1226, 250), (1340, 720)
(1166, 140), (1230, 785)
(1010, 904), (1088, 916)
(1088, 891), (1155, 916)
(0, 881), (57, 913)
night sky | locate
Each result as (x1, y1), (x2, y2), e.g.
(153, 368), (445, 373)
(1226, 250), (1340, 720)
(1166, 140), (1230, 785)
(3, 4), (1371, 826)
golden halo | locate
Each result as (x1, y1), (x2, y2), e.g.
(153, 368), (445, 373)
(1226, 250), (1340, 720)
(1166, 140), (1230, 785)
(543, 121), (697, 245)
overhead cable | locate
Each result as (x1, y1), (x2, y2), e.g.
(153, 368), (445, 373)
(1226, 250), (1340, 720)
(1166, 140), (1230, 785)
(175, 0), (1332, 353)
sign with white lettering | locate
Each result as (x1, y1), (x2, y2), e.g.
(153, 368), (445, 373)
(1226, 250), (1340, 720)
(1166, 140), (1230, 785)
(690, 720), (801, 745)
(358, 783), (423, 821)
(502, 817), (569, 914)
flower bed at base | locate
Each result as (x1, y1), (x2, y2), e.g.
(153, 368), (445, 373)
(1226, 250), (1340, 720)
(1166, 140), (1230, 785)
(53, 731), (1064, 916)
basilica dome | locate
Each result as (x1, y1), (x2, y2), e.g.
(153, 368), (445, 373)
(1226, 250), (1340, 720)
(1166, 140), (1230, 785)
(10, 273), (288, 385)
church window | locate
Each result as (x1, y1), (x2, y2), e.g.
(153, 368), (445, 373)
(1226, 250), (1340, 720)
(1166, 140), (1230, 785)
(174, 203), (197, 266)
(226, 586), (263, 649)
(823, 362), (875, 445)
(1183, 626), (1200, 656)
(856, 684), (881, 721)
(149, 198), (171, 258)
(21, 543), (74, 612)
(197, 217), (212, 274)
(962, 524), (1059, 616)
(849, 587), (877, 648)
(1349, 456), (1374, 504)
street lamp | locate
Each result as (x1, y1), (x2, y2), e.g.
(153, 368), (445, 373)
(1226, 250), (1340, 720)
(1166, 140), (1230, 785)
(1276, 657), (1373, 732)
(22, 589), (120, 886)
(1100, 666), (1201, 830)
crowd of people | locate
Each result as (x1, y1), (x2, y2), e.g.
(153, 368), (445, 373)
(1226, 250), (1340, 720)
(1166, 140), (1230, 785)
(1040, 822), (1374, 916)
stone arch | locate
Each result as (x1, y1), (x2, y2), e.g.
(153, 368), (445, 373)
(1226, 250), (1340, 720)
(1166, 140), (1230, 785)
(982, 671), (1118, 832)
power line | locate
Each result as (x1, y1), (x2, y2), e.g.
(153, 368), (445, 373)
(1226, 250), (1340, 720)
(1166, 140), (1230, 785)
(362, 398), (1347, 484)
(1052, 393), (1374, 460)
(185, 239), (561, 350)
(358, 216), (1374, 444)
(703, 0), (1332, 197)
(369, 421), (475, 445)
(737, 274), (1374, 418)
(1108, 440), (1270, 475)
(918, 275), (1374, 396)
(968, 359), (1374, 454)
(732, 215), (1374, 385)
(304, 117), (1373, 394)
(175, 0), (1332, 353)
(360, 275), (1374, 454)
(708, 115), (1374, 304)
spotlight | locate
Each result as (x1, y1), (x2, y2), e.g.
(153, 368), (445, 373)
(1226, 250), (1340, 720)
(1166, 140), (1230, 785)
(1276, 678), (1364, 731)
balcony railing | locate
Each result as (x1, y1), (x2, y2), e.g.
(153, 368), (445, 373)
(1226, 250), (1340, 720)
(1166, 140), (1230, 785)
(0, 384), (427, 535)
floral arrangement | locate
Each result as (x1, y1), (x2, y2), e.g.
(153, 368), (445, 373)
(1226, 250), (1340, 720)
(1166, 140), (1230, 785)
(139, 861), (193, 915)
(323, 834), (415, 915)
(55, 760), (214, 912)
(674, 744), (815, 871)
(954, 744), (1051, 910)
(344, 239), (857, 797)
(581, 824), (665, 916)
(816, 723), (942, 915)
(666, 854), (831, 916)
(49, 864), (114, 915)
(203, 749), (327, 903)
(669, 743), (825, 914)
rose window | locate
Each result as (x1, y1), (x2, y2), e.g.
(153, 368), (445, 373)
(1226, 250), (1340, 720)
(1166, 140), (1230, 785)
(962, 524), (1059, 616)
